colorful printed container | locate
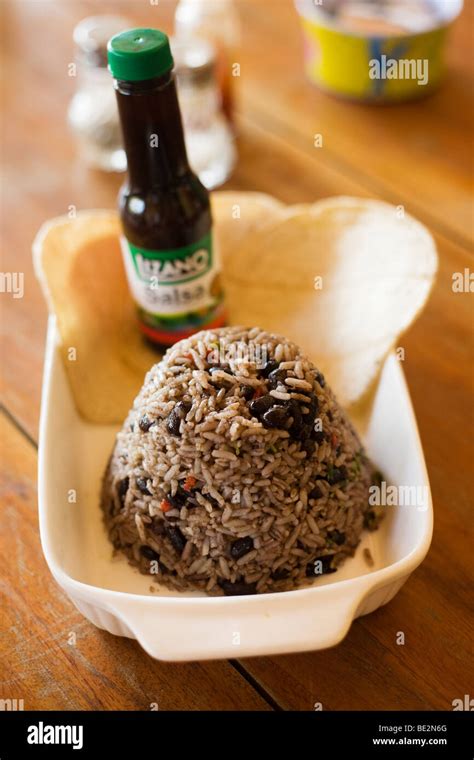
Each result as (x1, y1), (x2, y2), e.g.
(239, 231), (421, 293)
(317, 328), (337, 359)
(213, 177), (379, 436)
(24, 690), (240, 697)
(294, 0), (463, 102)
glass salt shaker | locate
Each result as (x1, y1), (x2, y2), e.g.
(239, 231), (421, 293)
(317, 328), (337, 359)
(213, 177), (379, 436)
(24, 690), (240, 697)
(171, 36), (236, 189)
(68, 16), (129, 172)
(174, 0), (241, 125)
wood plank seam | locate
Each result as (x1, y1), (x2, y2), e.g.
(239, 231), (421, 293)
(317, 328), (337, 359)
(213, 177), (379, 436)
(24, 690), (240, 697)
(230, 660), (283, 711)
(0, 404), (38, 452)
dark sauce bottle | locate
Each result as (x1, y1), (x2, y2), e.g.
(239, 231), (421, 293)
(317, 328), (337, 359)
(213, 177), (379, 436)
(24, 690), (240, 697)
(107, 28), (225, 346)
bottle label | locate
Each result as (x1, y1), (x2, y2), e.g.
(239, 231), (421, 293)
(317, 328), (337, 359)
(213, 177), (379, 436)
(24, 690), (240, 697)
(120, 232), (225, 340)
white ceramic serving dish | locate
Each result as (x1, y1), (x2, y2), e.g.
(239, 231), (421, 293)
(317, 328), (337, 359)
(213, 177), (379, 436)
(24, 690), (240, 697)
(38, 316), (432, 661)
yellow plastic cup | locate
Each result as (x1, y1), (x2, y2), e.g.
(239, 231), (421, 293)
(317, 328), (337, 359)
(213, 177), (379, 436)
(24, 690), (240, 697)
(294, 0), (463, 102)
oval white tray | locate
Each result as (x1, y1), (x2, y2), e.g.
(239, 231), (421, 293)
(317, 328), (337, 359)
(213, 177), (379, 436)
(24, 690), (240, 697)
(38, 317), (432, 661)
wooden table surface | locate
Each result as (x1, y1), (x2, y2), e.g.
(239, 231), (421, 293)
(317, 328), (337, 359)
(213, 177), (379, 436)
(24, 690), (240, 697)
(1, 0), (473, 711)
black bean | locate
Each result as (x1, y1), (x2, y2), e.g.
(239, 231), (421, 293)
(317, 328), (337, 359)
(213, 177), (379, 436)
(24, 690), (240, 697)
(166, 493), (184, 509)
(136, 477), (152, 495)
(230, 536), (254, 560)
(309, 486), (323, 500)
(315, 371), (325, 387)
(306, 561), (317, 577)
(320, 556), (337, 573)
(168, 481), (199, 509)
(140, 545), (160, 561)
(311, 428), (325, 443)
(262, 405), (291, 429)
(166, 401), (191, 437)
(202, 492), (220, 509)
(240, 385), (255, 401)
(138, 414), (154, 432)
(218, 578), (257, 596)
(208, 365), (233, 386)
(249, 394), (274, 418)
(271, 568), (290, 581)
(259, 360), (279, 378)
(328, 530), (346, 545)
(166, 486), (188, 509)
(288, 399), (304, 437)
(326, 466), (347, 485)
(165, 525), (186, 554)
(306, 555), (336, 577)
(117, 476), (129, 506)
(267, 367), (288, 389)
(166, 410), (180, 436)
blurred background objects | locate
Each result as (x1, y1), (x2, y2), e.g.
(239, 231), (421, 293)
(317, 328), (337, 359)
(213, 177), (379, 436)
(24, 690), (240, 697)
(175, 0), (241, 124)
(172, 35), (236, 188)
(68, 1), (240, 187)
(68, 15), (130, 171)
(294, 0), (463, 102)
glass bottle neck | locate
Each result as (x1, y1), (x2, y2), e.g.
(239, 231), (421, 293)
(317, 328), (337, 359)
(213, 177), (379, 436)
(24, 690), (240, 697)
(114, 71), (190, 190)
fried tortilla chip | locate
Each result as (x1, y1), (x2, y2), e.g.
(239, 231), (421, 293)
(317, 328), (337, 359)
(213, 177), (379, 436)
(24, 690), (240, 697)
(33, 210), (159, 422)
(223, 196), (438, 406)
(211, 191), (284, 267)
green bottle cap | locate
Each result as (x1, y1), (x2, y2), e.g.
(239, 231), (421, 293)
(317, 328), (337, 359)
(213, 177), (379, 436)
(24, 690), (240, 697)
(107, 28), (174, 82)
